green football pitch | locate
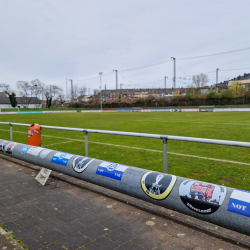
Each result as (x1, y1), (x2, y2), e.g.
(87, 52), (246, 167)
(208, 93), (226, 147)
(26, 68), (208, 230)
(0, 112), (249, 190)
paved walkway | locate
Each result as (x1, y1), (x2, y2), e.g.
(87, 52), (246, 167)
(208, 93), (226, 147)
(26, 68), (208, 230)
(0, 156), (248, 250)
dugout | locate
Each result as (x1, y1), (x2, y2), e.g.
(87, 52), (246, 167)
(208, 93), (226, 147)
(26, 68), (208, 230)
(199, 106), (215, 112)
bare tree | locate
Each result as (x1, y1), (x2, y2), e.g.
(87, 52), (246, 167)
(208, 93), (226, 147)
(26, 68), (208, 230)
(0, 83), (10, 94)
(71, 84), (79, 101)
(200, 73), (209, 87)
(69, 84), (86, 102)
(192, 73), (209, 88)
(16, 81), (33, 107)
(0, 83), (17, 107)
(79, 85), (87, 96)
(92, 88), (100, 104)
(30, 79), (45, 108)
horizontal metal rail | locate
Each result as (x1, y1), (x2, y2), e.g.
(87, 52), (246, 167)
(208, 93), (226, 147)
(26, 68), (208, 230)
(0, 121), (249, 147)
(1, 121), (250, 174)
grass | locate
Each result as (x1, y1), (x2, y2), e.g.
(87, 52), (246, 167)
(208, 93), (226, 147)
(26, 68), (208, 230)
(0, 224), (28, 250)
(0, 112), (250, 190)
(1, 107), (85, 112)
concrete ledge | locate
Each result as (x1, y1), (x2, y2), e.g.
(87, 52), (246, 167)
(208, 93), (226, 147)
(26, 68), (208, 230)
(0, 227), (25, 250)
(1, 153), (250, 249)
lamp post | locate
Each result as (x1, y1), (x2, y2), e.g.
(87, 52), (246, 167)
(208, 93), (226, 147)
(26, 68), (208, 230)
(99, 72), (103, 111)
(68, 79), (73, 102)
(113, 69), (118, 98)
(171, 57), (176, 95)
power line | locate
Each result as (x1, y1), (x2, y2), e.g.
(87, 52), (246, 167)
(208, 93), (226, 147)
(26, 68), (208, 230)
(220, 67), (250, 72)
(75, 72), (113, 82)
(178, 47), (250, 61)
(120, 60), (171, 72)
(118, 72), (163, 85)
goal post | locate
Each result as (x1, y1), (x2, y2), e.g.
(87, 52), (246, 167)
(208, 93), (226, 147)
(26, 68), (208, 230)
(199, 106), (215, 112)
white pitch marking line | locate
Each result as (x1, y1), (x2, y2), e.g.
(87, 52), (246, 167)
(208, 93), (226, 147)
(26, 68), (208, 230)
(0, 128), (249, 166)
(88, 141), (250, 166)
(138, 120), (250, 126)
(44, 141), (74, 147)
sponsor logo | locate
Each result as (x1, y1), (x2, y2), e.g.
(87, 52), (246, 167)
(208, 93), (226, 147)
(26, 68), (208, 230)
(4, 142), (17, 155)
(179, 180), (226, 214)
(228, 189), (250, 217)
(34, 130), (39, 134)
(51, 152), (74, 166)
(96, 161), (130, 181)
(40, 149), (52, 158)
(27, 147), (43, 156)
(107, 163), (119, 171)
(72, 156), (94, 173)
(141, 171), (176, 200)
(0, 140), (8, 152)
(21, 146), (30, 154)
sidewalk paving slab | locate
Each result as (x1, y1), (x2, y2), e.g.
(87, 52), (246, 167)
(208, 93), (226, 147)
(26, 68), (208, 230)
(0, 155), (249, 250)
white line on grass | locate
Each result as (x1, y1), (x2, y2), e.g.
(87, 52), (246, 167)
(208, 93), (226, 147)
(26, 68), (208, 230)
(88, 141), (250, 166)
(45, 141), (74, 147)
(0, 128), (249, 166)
(137, 120), (250, 126)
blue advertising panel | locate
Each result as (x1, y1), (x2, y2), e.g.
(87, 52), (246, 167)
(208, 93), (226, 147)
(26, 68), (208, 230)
(228, 189), (250, 217)
(96, 161), (130, 181)
(51, 152), (75, 166)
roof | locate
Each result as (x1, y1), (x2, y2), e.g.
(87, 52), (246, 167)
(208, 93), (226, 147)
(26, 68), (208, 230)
(0, 97), (41, 104)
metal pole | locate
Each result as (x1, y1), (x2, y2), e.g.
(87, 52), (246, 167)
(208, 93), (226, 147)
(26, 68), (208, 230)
(99, 72), (103, 111)
(9, 123), (12, 141)
(71, 80), (73, 101)
(171, 57), (176, 95)
(113, 70), (118, 99)
(163, 138), (167, 173)
(85, 131), (88, 157)
(68, 79), (73, 102)
(40, 127), (42, 147)
(216, 68), (219, 84)
(66, 78), (67, 101)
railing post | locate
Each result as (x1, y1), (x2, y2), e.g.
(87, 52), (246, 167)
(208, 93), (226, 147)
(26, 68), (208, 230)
(85, 131), (88, 157)
(163, 137), (168, 173)
(40, 127), (42, 147)
(9, 123), (12, 141)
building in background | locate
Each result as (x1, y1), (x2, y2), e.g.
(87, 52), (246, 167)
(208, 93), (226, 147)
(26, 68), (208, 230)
(0, 97), (41, 109)
(98, 88), (187, 101)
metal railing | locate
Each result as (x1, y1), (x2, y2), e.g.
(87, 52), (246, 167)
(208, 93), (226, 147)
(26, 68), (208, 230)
(1, 122), (250, 173)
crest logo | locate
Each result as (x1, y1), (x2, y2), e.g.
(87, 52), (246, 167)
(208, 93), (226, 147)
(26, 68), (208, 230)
(141, 171), (176, 200)
(59, 153), (67, 159)
(72, 156), (94, 173)
(107, 163), (119, 171)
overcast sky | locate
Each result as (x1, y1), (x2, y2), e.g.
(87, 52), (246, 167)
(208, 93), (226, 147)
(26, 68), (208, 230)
(1, 0), (250, 95)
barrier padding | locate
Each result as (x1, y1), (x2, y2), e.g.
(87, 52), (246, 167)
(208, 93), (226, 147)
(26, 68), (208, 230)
(1, 139), (250, 236)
